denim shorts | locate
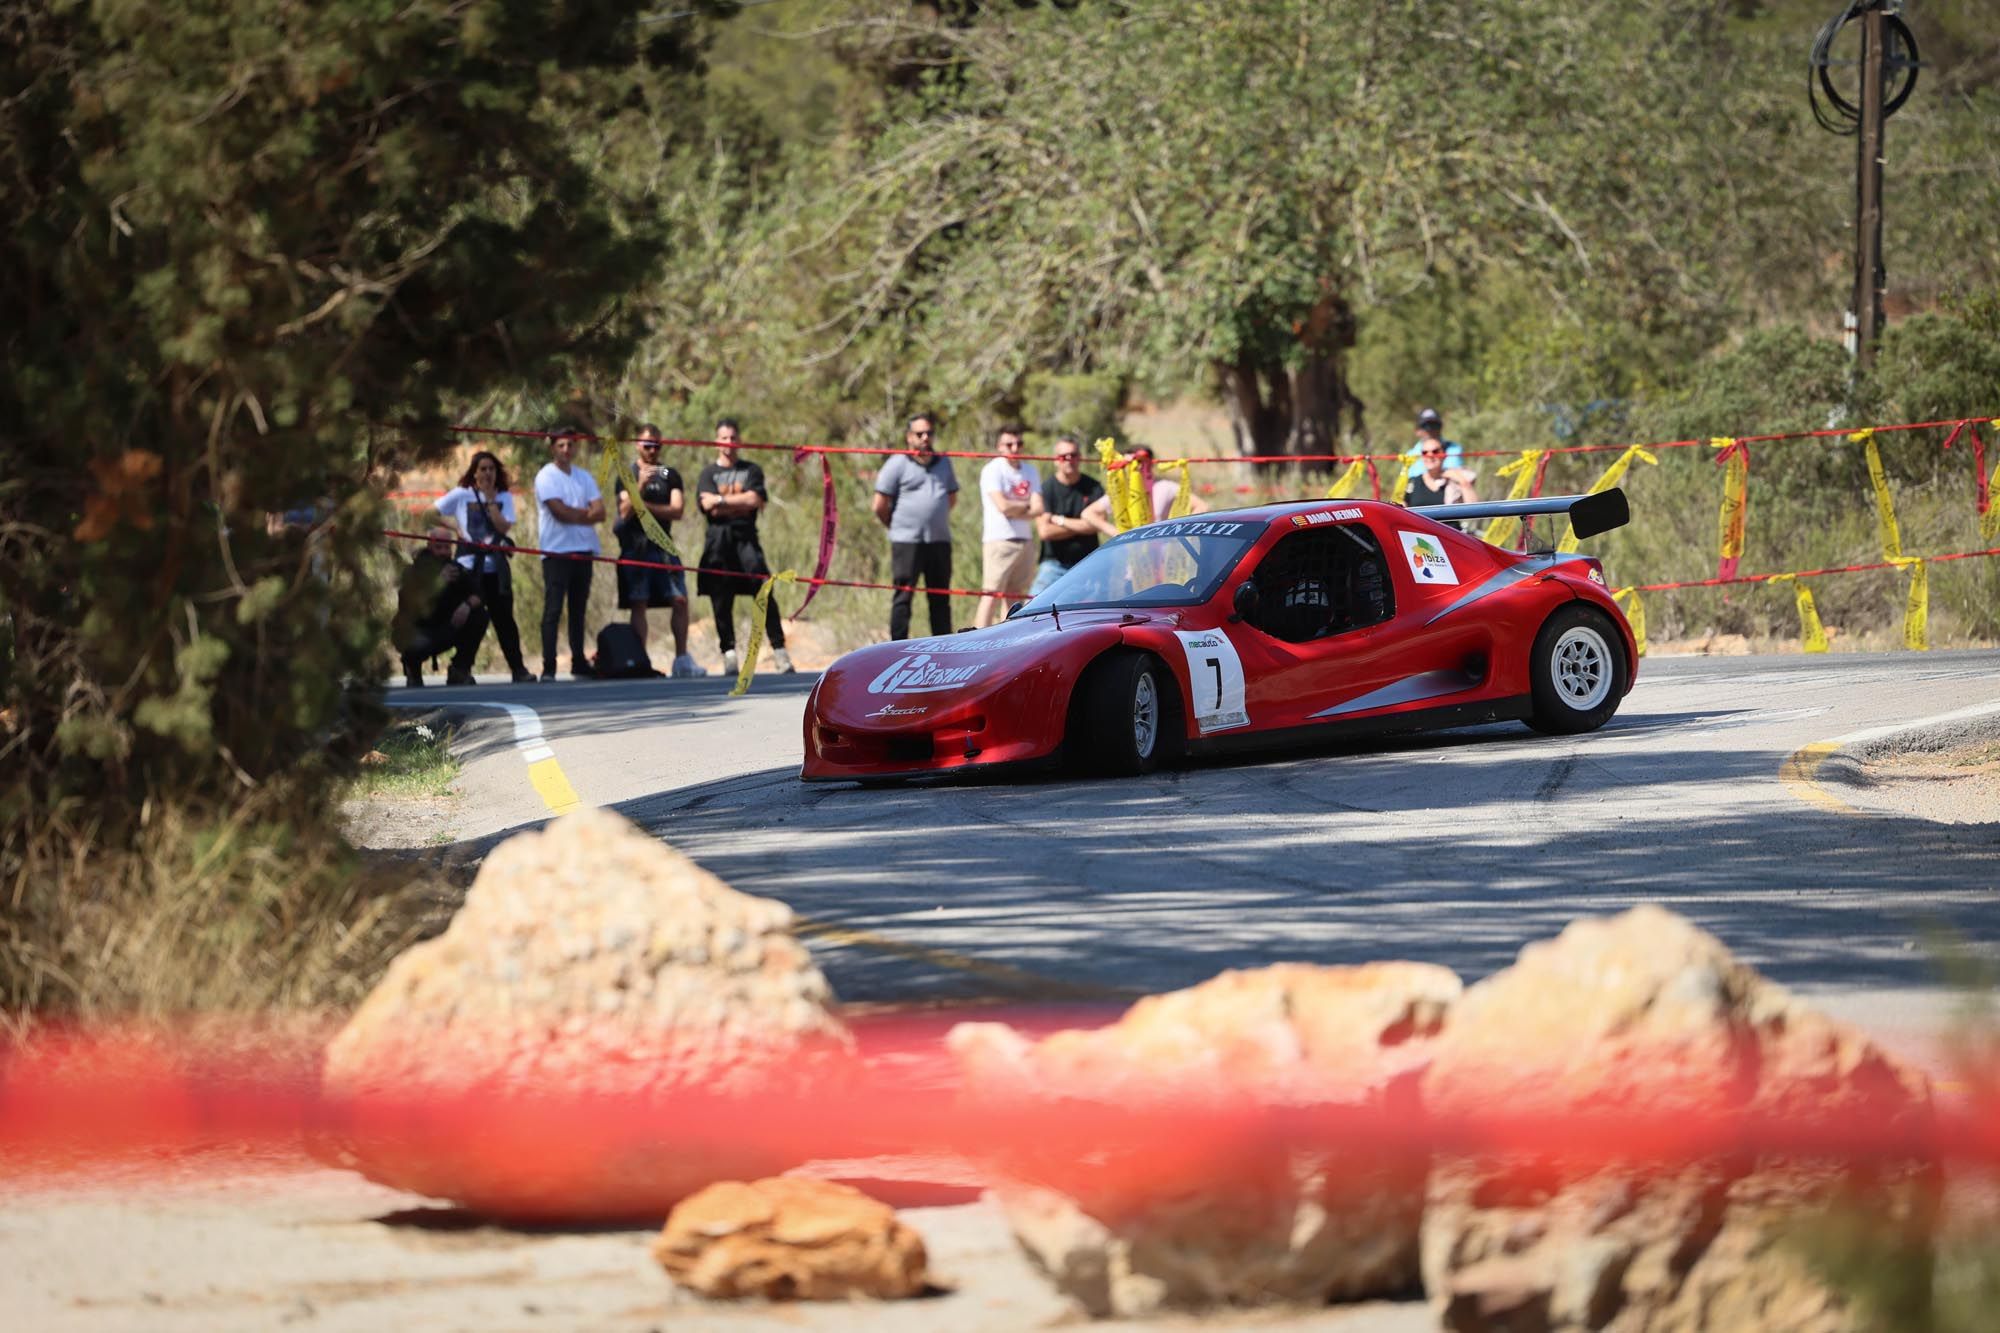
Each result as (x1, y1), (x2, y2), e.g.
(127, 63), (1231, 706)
(617, 560), (687, 608)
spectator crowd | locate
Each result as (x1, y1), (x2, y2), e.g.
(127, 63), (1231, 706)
(395, 405), (1476, 682)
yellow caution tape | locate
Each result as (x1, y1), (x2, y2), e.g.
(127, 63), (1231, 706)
(1381, 451), (1416, 503)
(1768, 574), (1829, 654)
(1711, 438), (1747, 575)
(594, 435), (683, 560)
(1984, 454), (2000, 542)
(1165, 459), (1194, 519)
(1854, 429), (1904, 561)
(730, 569), (799, 695)
(1558, 446), (1657, 553)
(1096, 437), (1150, 532)
(1324, 458), (1369, 501)
(1611, 587), (1647, 657)
(1889, 556), (1928, 651)
(1482, 449), (1546, 549)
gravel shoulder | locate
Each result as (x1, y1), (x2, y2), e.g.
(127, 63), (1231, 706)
(1844, 717), (2000, 825)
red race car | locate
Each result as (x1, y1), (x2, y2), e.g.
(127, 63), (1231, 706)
(801, 490), (1637, 782)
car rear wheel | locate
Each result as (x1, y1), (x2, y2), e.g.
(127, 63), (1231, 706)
(1072, 651), (1179, 776)
(1527, 605), (1626, 734)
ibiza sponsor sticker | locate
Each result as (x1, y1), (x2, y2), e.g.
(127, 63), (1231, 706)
(867, 653), (986, 695)
(1397, 530), (1460, 585)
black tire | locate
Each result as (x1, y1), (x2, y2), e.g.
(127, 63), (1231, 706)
(1526, 604), (1627, 735)
(1071, 651), (1179, 776)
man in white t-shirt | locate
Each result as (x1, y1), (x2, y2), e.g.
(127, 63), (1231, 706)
(532, 424), (606, 680)
(975, 424), (1042, 629)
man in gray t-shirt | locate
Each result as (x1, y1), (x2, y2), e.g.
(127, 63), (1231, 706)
(871, 412), (960, 639)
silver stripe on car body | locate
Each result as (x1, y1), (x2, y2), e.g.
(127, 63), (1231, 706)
(1309, 668), (1483, 719)
(1422, 562), (1540, 627)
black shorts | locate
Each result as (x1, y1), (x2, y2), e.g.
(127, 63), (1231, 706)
(616, 558), (687, 609)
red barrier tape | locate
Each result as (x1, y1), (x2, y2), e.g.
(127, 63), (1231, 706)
(790, 447), (838, 620)
(1618, 544), (2000, 594)
(432, 414), (2000, 468)
(384, 530), (1025, 602)
(2, 1024), (1993, 1206)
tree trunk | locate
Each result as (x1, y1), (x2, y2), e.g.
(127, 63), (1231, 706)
(1214, 289), (1367, 478)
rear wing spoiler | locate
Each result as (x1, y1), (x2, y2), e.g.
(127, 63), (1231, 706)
(1439, 488), (1630, 541)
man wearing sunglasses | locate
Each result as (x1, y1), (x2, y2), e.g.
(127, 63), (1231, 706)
(1031, 434), (1117, 595)
(872, 412), (959, 639)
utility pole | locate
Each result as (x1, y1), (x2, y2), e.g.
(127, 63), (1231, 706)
(1850, 5), (1886, 371)
(1811, 0), (1918, 372)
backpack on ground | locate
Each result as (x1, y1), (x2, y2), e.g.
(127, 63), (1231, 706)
(593, 623), (657, 679)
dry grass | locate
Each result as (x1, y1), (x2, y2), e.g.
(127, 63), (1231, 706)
(1, 783), (459, 1029)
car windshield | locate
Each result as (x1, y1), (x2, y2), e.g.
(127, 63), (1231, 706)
(1016, 517), (1262, 614)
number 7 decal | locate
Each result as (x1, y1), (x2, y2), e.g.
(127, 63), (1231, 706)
(1173, 629), (1249, 734)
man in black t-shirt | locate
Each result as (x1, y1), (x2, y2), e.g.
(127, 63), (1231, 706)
(613, 423), (704, 677)
(1030, 434), (1118, 595)
(696, 417), (793, 675)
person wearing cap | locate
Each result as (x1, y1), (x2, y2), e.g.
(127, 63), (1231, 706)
(393, 525), (489, 688)
(533, 424), (606, 680)
(1406, 407), (1468, 480)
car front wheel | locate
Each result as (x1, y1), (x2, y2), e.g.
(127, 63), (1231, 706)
(1526, 605), (1626, 734)
(1073, 651), (1178, 776)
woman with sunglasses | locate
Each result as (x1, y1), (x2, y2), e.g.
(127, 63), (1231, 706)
(434, 450), (535, 682)
(1404, 439), (1481, 528)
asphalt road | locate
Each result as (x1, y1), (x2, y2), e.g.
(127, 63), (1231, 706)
(422, 649), (2000, 1033)
(11, 652), (1994, 1333)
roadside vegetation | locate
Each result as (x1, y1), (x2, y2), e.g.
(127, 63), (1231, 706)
(348, 719), (461, 802)
(4, 0), (1999, 1017)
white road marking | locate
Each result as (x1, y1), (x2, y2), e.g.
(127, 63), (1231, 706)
(452, 701), (585, 815)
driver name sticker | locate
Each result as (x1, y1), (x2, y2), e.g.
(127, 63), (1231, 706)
(1174, 630), (1249, 734)
(1397, 530), (1461, 586)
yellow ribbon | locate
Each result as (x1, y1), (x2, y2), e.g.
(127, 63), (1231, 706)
(1888, 556), (1928, 651)
(1711, 437), (1747, 574)
(1165, 459), (1194, 519)
(1324, 458), (1368, 501)
(1853, 429), (1904, 561)
(1482, 449), (1547, 549)
(1557, 446), (1657, 553)
(1381, 452), (1416, 503)
(1611, 587), (1647, 657)
(1768, 574), (1829, 654)
(595, 435), (683, 559)
(729, 569), (799, 696)
(1096, 438), (1150, 531)
(1983, 453), (2000, 542)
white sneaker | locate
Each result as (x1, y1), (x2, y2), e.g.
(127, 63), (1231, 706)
(771, 648), (797, 674)
(671, 653), (708, 678)
(722, 649), (739, 675)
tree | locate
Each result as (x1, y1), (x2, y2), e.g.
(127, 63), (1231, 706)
(0, 0), (695, 1008)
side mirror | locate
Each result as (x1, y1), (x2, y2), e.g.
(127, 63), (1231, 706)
(1005, 600), (1023, 619)
(1229, 579), (1260, 624)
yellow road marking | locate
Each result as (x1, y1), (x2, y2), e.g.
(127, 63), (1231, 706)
(1779, 740), (1864, 815)
(527, 756), (582, 815)
(794, 916), (1129, 1002)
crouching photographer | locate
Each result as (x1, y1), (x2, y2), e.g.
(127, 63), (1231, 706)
(394, 526), (489, 687)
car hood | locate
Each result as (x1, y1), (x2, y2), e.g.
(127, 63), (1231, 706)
(816, 610), (1178, 727)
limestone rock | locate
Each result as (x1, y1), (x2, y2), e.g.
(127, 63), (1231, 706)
(321, 808), (852, 1219)
(1421, 906), (1936, 1333)
(652, 1177), (935, 1300)
(948, 961), (1462, 1317)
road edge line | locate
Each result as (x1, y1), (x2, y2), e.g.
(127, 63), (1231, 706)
(1781, 695), (2000, 816)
